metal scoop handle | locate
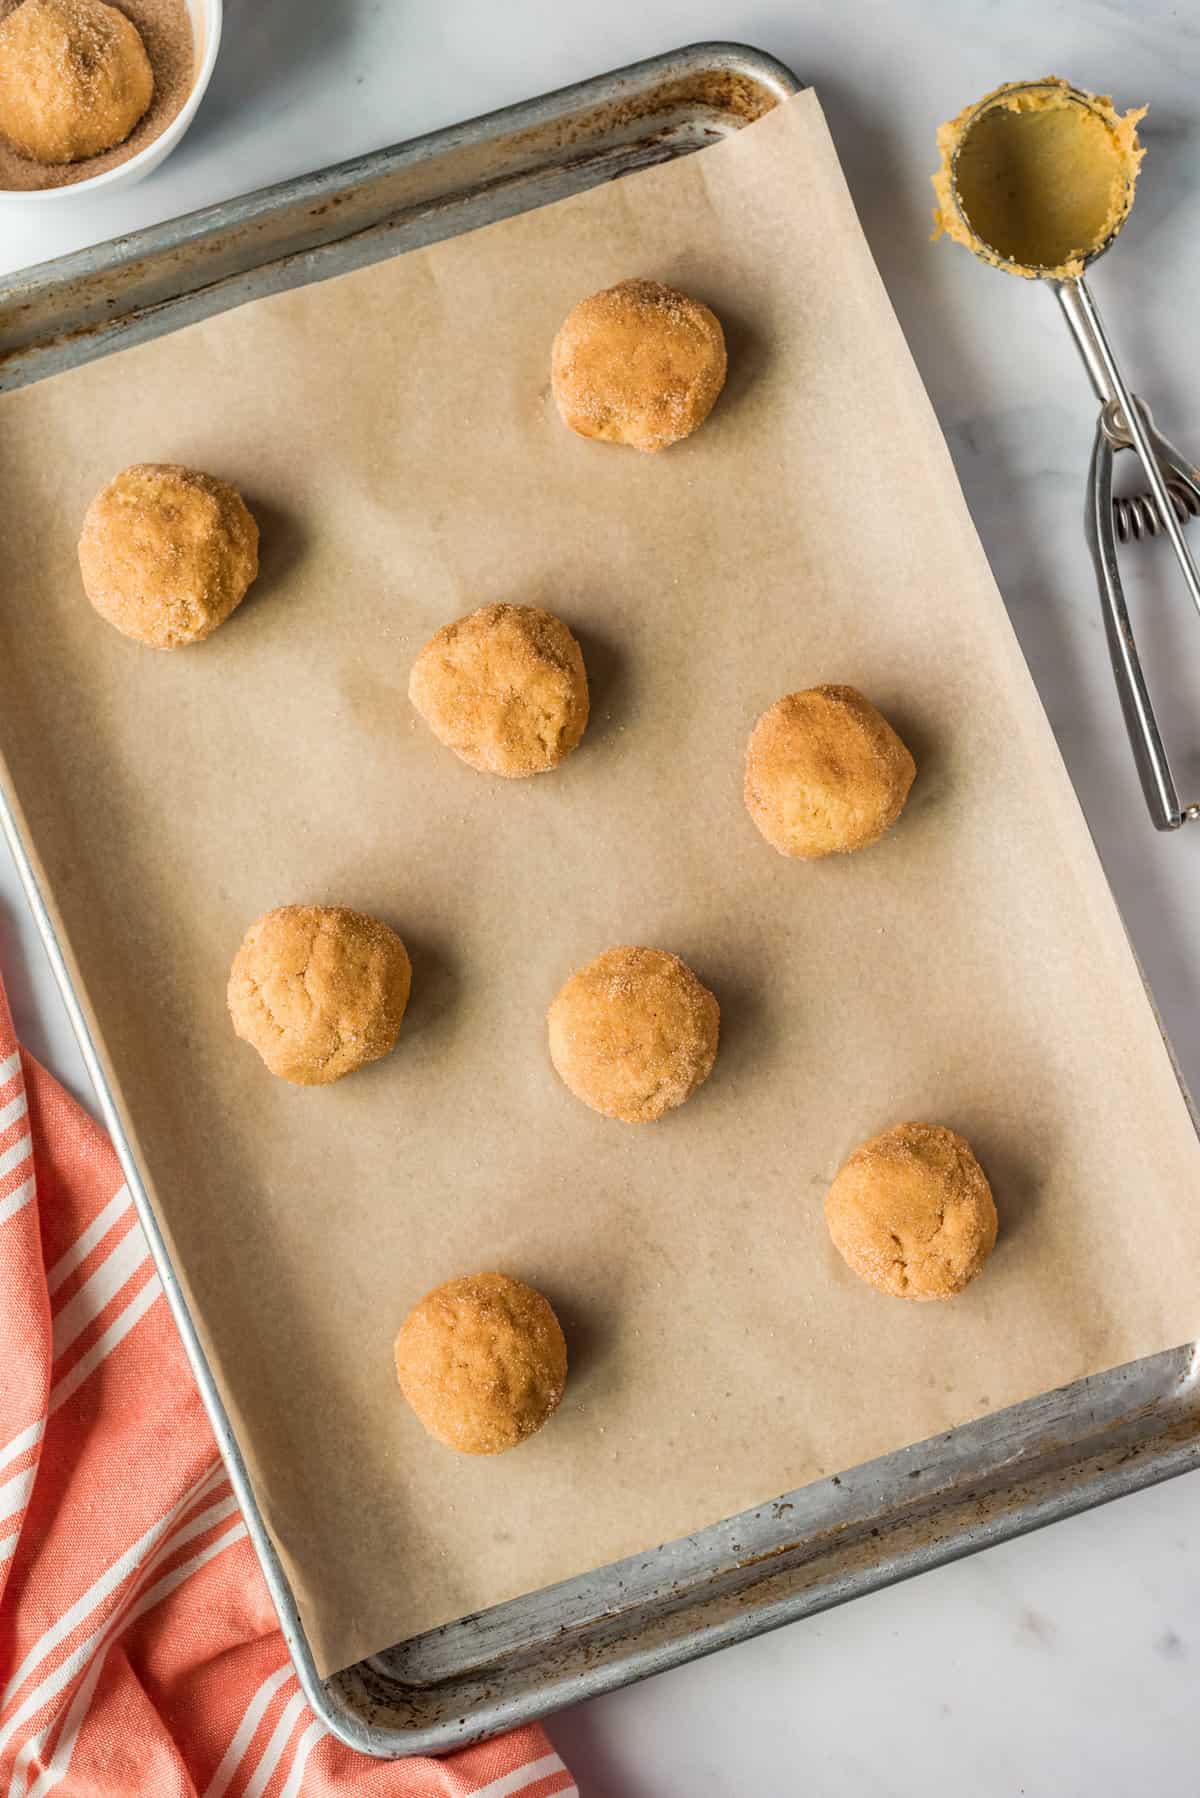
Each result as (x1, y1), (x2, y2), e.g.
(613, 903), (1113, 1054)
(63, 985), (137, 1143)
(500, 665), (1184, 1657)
(1055, 277), (1200, 830)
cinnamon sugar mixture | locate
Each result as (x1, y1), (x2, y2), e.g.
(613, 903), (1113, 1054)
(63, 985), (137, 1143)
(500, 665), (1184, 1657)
(0, 0), (195, 191)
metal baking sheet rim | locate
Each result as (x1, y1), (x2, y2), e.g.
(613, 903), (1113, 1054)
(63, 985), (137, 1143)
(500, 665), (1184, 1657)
(0, 42), (1197, 1758)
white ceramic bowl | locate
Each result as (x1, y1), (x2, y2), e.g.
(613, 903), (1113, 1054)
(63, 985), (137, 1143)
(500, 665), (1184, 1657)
(0, 0), (222, 205)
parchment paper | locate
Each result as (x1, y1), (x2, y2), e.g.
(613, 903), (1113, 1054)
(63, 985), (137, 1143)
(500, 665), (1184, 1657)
(2, 91), (1199, 1679)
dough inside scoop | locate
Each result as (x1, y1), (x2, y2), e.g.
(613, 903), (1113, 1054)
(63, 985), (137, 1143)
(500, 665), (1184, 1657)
(931, 77), (1145, 279)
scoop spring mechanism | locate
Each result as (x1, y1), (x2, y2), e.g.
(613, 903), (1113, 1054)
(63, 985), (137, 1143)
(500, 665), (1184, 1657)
(1112, 484), (1200, 546)
(1057, 277), (1200, 830)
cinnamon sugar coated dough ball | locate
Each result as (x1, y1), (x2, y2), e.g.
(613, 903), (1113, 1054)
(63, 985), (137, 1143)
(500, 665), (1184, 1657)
(825, 1122), (997, 1301)
(78, 464), (259, 650)
(745, 684), (916, 859)
(548, 946), (720, 1124)
(394, 1272), (568, 1455)
(0, 0), (153, 164)
(227, 905), (411, 1087)
(409, 603), (589, 778)
(551, 278), (727, 453)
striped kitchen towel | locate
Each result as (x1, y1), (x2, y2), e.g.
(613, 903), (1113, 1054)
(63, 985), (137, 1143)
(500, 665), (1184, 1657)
(0, 971), (577, 1797)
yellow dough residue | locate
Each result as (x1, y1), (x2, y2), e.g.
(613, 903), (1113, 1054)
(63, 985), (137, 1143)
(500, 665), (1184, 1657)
(931, 76), (1145, 279)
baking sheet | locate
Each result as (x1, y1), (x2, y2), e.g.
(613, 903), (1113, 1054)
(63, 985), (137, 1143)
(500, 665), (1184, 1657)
(2, 89), (1199, 1680)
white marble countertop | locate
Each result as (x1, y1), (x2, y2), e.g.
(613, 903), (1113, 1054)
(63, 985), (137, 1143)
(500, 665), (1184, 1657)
(3, 1), (1199, 1791)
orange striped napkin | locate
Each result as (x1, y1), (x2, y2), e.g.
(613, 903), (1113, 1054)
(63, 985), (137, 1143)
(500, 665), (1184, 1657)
(0, 972), (576, 1796)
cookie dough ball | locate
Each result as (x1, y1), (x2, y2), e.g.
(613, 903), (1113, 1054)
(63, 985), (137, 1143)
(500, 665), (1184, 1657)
(409, 603), (589, 778)
(552, 278), (727, 453)
(745, 684), (916, 859)
(825, 1122), (997, 1301)
(228, 905), (411, 1087)
(79, 464), (259, 650)
(394, 1272), (567, 1455)
(548, 945), (719, 1124)
(0, 0), (153, 165)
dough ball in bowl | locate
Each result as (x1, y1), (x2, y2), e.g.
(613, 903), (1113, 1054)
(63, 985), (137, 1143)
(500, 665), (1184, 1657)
(745, 684), (916, 859)
(548, 945), (720, 1124)
(552, 278), (727, 453)
(79, 464), (259, 650)
(825, 1121), (997, 1301)
(409, 602), (589, 778)
(394, 1272), (568, 1455)
(228, 905), (412, 1087)
(0, 0), (153, 164)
